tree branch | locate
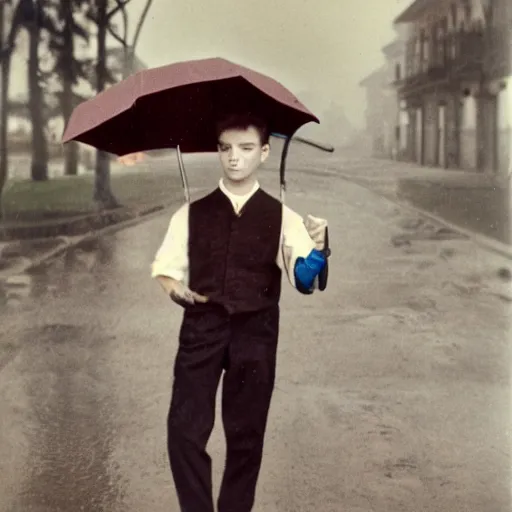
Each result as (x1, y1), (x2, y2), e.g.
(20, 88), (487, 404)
(119, 0), (128, 43)
(106, 21), (126, 46)
(107, 0), (130, 20)
(131, 0), (153, 50)
(2, 0), (26, 59)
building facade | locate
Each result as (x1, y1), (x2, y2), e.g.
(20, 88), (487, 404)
(381, 35), (408, 160)
(359, 26), (409, 160)
(359, 66), (390, 157)
(392, 0), (511, 175)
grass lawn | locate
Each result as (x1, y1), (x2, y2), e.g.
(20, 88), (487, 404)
(1, 169), (183, 222)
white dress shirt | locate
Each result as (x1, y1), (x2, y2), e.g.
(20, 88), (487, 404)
(151, 179), (316, 289)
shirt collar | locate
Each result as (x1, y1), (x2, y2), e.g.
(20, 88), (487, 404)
(219, 178), (260, 209)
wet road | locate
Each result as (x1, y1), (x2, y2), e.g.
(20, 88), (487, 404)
(0, 150), (511, 511)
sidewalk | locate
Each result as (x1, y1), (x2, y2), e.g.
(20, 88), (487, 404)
(259, 139), (511, 255)
(0, 157), (186, 279)
(0, 200), (178, 279)
(340, 160), (510, 245)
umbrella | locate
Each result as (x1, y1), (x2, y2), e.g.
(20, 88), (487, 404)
(62, 57), (319, 154)
(62, 56), (330, 290)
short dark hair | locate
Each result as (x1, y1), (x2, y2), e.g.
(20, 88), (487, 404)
(215, 113), (270, 145)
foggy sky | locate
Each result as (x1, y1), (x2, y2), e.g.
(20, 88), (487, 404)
(127, 0), (412, 130)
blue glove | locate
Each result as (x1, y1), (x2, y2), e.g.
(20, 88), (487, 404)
(294, 249), (327, 294)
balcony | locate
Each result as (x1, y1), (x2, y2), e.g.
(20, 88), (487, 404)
(394, 29), (485, 95)
(483, 22), (511, 80)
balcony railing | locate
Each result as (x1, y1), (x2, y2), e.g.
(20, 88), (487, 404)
(394, 24), (510, 92)
(483, 23), (511, 79)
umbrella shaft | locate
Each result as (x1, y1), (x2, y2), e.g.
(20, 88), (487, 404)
(279, 134), (295, 205)
(177, 145), (190, 203)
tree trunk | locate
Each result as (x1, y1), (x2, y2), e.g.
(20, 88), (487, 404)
(64, 140), (79, 176)
(93, 0), (118, 209)
(94, 149), (118, 208)
(61, 0), (77, 176)
(0, 4), (7, 220)
(28, 4), (48, 182)
(0, 55), (9, 220)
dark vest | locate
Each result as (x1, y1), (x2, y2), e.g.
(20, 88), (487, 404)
(188, 187), (282, 314)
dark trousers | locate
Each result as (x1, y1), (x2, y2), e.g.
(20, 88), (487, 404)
(167, 304), (279, 512)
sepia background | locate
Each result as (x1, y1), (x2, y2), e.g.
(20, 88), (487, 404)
(0, 0), (511, 511)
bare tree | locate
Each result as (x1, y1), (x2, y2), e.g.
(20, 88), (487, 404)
(90, 0), (116, 209)
(49, 0), (90, 176)
(26, 0), (54, 181)
(0, 0), (34, 216)
(0, 1), (8, 219)
(107, 0), (153, 78)
(89, 0), (153, 210)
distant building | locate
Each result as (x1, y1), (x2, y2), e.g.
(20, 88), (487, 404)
(391, 0), (511, 175)
(359, 24), (410, 160)
(382, 36), (408, 160)
(359, 67), (390, 157)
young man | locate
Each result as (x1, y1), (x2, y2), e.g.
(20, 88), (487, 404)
(151, 113), (328, 512)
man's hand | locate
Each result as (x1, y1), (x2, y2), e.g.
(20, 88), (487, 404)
(156, 276), (208, 306)
(304, 214), (328, 251)
(170, 282), (209, 306)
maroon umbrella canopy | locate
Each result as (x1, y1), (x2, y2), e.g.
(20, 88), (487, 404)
(62, 57), (319, 155)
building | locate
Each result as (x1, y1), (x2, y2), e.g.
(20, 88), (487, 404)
(359, 25), (409, 159)
(382, 35), (408, 159)
(359, 66), (391, 158)
(392, 0), (511, 175)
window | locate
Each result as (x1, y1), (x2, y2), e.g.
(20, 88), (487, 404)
(438, 18), (447, 65)
(462, 0), (471, 22)
(420, 29), (429, 72)
(483, 0), (494, 26)
(430, 23), (438, 67)
(450, 3), (457, 30)
(414, 36), (421, 74)
(460, 0), (471, 29)
(406, 38), (416, 76)
(395, 63), (401, 81)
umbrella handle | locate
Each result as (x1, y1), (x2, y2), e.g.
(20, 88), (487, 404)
(176, 145), (190, 203)
(277, 132), (330, 292)
(279, 132), (297, 204)
(318, 226), (330, 292)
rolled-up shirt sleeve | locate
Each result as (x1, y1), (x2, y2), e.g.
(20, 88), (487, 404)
(151, 203), (189, 284)
(279, 205), (316, 289)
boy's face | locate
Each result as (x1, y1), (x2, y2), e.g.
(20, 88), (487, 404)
(217, 126), (270, 183)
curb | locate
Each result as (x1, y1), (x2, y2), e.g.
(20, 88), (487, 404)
(0, 200), (177, 280)
(333, 172), (512, 261)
